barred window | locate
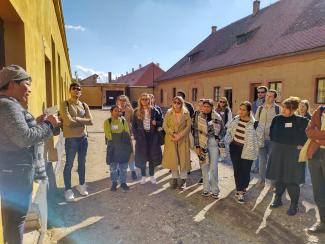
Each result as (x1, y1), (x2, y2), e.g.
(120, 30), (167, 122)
(316, 78), (325, 104)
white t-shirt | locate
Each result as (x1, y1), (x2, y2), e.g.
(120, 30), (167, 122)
(143, 109), (151, 131)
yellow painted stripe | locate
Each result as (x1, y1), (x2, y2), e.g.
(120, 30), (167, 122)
(0, 183), (39, 244)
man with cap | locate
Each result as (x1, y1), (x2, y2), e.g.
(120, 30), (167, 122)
(0, 64), (60, 244)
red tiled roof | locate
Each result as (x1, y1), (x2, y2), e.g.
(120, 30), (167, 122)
(158, 0), (325, 81)
(113, 63), (165, 86)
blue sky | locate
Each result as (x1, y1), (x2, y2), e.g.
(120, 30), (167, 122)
(62, 0), (278, 82)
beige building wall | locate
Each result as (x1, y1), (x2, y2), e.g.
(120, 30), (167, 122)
(155, 50), (325, 112)
(129, 87), (154, 104)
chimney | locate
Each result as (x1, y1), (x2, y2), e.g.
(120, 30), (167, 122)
(211, 26), (217, 33)
(139, 64), (142, 69)
(108, 72), (112, 83)
(132, 68), (135, 72)
(253, 0), (260, 16)
(156, 63), (160, 67)
(126, 71), (128, 75)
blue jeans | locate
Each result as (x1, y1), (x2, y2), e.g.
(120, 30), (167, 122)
(64, 136), (88, 190)
(202, 137), (219, 194)
(258, 140), (272, 181)
(0, 164), (33, 244)
(110, 162), (128, 184)
(129, 161), (136, 171)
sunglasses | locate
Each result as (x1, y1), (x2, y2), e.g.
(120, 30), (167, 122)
(173, 101), (182, 105)
(141, 98), (149, 101)
(219, 101), (226, 103)
(257, 91), (266, 94)
(72, 87), (81, 91)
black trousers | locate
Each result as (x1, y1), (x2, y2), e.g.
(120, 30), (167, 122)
(0, 165), (33, 244)
(230, 143), (253, 191)
(141, 131), (155, 177)
(275, 182), (300, 204)
(309, 149), (325, 223)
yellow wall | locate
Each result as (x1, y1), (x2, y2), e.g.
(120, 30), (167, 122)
(156, 50), (325, 112)
(81, 86), (103, 107)
(0, 1), (71, 242)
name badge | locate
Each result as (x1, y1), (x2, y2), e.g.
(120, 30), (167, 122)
(285, 122), (293, 128)
(111, 125), (118, 130)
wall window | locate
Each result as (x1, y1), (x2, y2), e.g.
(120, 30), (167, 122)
(173, 88), (176, 98)
(214, 86), (220, 101)
(192, 88), (198, 102)
(269, 81), (282, 101)
(316, 78), (325, 104)
(160, 89), (164, 103)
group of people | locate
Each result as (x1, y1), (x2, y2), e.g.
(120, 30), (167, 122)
(104, 85), (325, 234)
(1, 64), (325, 244)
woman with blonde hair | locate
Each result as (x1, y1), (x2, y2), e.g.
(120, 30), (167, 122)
(162, 96), (191, 190)
(132, 93), (163, 184)
(266, 97), (309, 216)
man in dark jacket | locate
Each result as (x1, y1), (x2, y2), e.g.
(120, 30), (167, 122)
(0, 65), (60, 244)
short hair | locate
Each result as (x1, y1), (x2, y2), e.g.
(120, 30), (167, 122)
(110, 105), (120, 112)
(282, 96), (300, 111)
(69, 82), (81, 90)
(176, 91), (185, 99)
(268, 89), (278, 98)
(257, 86), (268, 92)
(240, 101), (252, 113)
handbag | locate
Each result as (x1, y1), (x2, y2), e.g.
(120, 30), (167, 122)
(298, 139), (311, 163)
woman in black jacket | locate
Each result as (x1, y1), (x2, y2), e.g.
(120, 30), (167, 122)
(266, 97), (309, 216)
(132, 93), (163, 185)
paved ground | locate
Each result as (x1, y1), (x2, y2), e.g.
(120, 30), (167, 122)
(45, 110), (325, 244)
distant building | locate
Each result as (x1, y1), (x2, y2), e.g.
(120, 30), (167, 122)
(156, 0), (325, 111)
(81, 62), (165, 107)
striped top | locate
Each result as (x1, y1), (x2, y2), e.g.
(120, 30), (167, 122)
(143, 109), (151, 131)
(233, 119), (249, 145)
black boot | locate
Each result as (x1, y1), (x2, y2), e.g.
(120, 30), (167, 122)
(287, 202), (298, 216)
(111, 182), (118, 192)
(178, 179), (186, 190)
(270, 196), (283, 208)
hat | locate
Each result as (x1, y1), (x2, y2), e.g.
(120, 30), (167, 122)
(0, 65), (31, 89)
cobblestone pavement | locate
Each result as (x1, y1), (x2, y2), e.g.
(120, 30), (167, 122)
(45, 110), (324, 244)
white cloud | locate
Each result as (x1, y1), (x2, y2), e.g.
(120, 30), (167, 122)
(65, 25), (86, 31)
(74, 65), (119, 83)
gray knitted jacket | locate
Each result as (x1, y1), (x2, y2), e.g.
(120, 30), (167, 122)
(0, 96), (53, 178)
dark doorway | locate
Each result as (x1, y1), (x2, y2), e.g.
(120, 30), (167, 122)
(0, 18), (5, 68)
(105, 90), (124, 106)
(250, 83), (262, 103)
(224, 89), (233, 109)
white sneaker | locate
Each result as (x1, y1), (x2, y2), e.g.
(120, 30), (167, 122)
(150, 176), (157, 184)
(140, 177), (146, 184)
(64, 189), (75, 202)
(76, 184), (89, 196)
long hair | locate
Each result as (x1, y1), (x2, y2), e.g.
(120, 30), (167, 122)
(216, 97), (229, 111)
(171, 96), (186, 113)
(297, 99), (310, 115)
(117, 94), (131, 108)
(136, 93), (151, 120)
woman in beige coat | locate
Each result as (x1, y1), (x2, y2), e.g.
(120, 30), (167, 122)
(162, 96), (191, 190)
